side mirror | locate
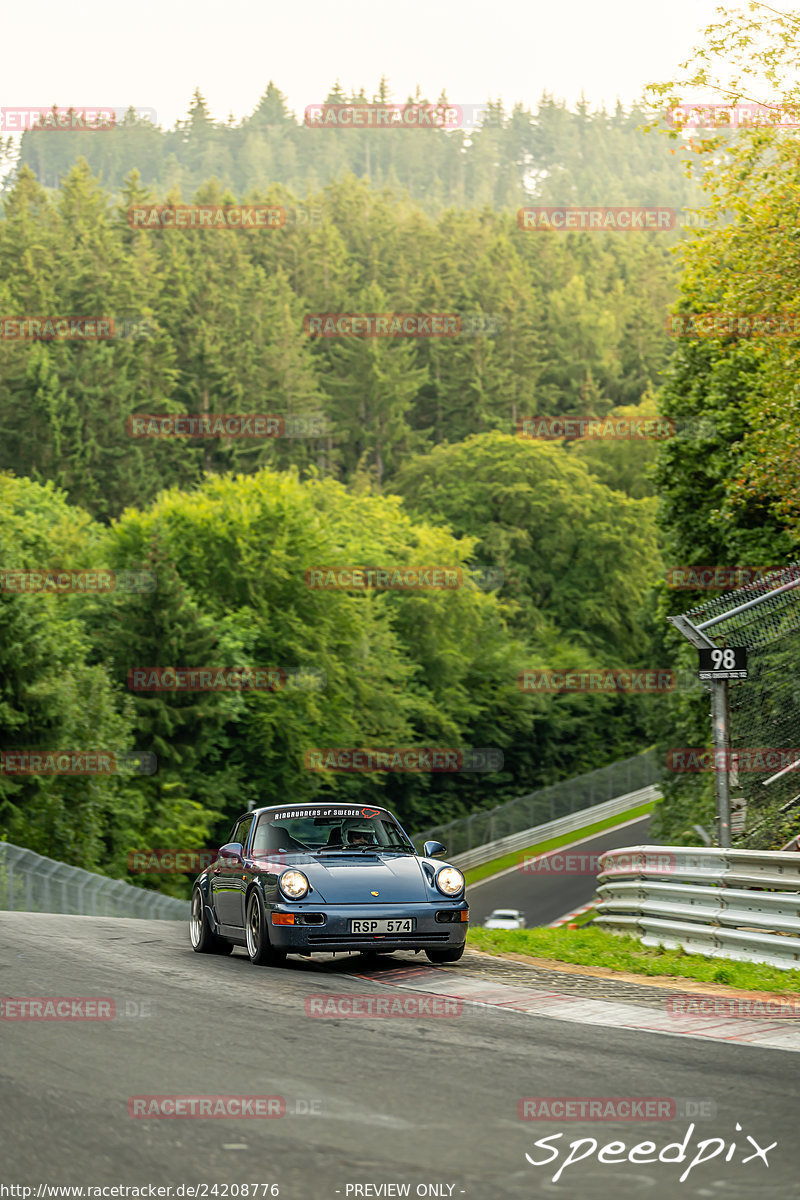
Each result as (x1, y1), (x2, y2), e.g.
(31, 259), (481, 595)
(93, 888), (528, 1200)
(218, 842), (243, 863)
(423, 840), (447, 859)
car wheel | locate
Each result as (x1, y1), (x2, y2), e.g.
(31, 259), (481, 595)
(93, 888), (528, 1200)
(245, 889), (286, 967)
(425, 945), (465, 964)
(190, 888), (233, 955)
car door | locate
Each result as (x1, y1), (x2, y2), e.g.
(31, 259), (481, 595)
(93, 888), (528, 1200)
(211, 814), (254, 930)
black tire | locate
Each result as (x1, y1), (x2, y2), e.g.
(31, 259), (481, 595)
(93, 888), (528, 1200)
(245, 889), (286, 967)
(190, 888), (233, 955)
(425, 945), (465, 964)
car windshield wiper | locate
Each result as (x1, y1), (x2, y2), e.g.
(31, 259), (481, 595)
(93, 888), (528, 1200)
(308, 846), (412, 854)
(355, 846), (412, 854)
(308, 847), (370, 854)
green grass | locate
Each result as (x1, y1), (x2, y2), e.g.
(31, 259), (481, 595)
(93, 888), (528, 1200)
(466, 925), (800, 992)
(463, 800), (654, 886)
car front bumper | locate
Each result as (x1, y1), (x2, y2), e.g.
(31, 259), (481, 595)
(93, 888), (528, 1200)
(267, 899), (469, 952)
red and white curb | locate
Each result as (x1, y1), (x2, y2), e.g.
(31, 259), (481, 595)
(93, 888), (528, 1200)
(356, 963), (800, 1052)
(548, 903), (596, 928)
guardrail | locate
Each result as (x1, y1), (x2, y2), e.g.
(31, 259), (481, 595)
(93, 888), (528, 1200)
(447, 786), (659, 872)
(412, 748), (658, 856)
(0, 841), (189, 920)
(595, 844), (800, 969)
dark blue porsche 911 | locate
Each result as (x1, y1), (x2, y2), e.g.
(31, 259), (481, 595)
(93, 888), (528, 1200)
(190, 802), (469, 965)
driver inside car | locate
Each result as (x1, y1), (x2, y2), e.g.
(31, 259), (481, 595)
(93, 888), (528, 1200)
(343, 822), (378, 848)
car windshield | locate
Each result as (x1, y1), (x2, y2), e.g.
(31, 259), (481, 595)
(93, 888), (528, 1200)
(490, 910), (519, 920)
(251, 807), (415, 855)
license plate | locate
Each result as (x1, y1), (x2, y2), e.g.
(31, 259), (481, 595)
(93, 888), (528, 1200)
(350, 918), (414, 934)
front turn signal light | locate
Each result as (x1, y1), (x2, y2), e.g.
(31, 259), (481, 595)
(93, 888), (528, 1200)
(271, 913), (296, 925)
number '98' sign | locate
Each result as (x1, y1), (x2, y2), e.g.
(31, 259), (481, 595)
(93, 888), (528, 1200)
(697, 646), (748, 680)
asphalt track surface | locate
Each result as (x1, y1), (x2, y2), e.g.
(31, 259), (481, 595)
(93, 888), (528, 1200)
(467, 814), (654, 926)
(1, 912), (795, 1199)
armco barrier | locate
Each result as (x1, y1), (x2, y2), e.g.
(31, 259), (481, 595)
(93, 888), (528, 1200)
(447, 786), (660, 872)
(596, 844), (800, 969)
(0, 841), (188, 920)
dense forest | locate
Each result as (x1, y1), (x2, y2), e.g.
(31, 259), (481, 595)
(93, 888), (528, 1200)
(3, 64), (800, 890)
(10, 86), (700, 214)
(0, 159), (679, 517)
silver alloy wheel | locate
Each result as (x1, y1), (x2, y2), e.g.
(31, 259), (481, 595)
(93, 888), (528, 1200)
(190, 891), (203, 948)
(246, 894), (259, 958)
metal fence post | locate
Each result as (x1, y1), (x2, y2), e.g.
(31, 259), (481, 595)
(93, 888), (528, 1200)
(669, 613), (733, 849)
(711, 679), (732, 848)
(75, 874), (92, 917)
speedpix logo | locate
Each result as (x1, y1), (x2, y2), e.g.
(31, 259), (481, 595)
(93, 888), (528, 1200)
(523, 1121), (776, 1184)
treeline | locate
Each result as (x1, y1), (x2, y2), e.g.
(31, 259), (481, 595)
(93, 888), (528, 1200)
(0, 459), (660, 893)
(0, 163), (678, 523)
(646, 10), (800, 848)
(12, 88), (699, 215)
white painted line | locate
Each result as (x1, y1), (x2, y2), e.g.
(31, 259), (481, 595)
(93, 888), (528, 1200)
(467, 813), (653, 890)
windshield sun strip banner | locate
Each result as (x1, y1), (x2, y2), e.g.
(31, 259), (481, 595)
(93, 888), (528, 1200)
(267, 806), (387, 821)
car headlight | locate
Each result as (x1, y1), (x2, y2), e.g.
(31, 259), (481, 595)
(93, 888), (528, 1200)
(279, 869), (309, 899)
(435, 867), (465, 896)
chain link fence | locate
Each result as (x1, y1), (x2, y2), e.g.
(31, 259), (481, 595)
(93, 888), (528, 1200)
(0, 841), (189, 920)
(410, 749), (658, 854)
(680, 563), (800, 848)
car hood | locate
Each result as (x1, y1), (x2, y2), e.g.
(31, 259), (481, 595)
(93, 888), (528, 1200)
(260, 852), (434, 904)
(483, 919), (521, 929)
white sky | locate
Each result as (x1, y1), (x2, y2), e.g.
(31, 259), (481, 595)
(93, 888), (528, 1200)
(2, 0), (728, 130)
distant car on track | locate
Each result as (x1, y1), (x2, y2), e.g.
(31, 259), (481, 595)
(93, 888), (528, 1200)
(482, 908), (526, 930)
(190, 802), (469, 966)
